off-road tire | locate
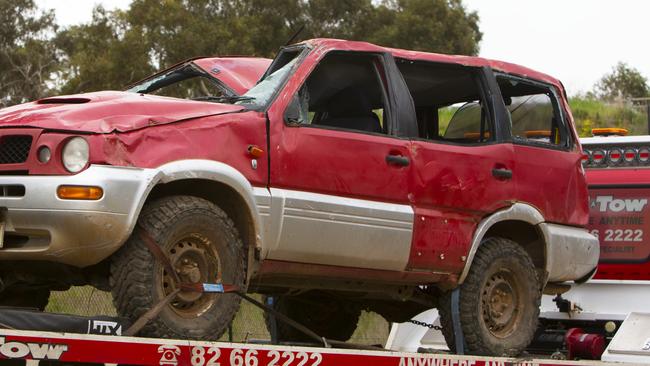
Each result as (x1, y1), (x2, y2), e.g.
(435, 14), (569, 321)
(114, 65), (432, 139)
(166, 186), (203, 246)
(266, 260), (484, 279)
(264, 294), (361, 342)
(110, 195), (246, 340)
(438, 237), (540, 356)
(0, 288), (50, 310)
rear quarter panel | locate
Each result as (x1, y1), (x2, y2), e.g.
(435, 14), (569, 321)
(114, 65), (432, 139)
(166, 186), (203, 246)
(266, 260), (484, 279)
(513, 145), (589, 226)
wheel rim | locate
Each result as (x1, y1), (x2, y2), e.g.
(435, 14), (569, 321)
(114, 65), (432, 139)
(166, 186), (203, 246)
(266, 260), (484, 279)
(480, 269), (521, 338)
(159, 233), (221, 318)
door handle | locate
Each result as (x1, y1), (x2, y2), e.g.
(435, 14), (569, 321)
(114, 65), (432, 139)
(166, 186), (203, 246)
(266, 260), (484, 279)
(386, 154), (410, 167)
(492, 167), (513, 180)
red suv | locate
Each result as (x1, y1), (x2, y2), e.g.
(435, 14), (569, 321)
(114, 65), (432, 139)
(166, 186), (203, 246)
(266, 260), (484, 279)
(0, 39), (597, 356)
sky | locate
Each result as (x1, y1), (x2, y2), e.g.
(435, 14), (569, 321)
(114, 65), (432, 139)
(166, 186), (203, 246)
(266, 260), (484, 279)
(35, 0), (650, 95)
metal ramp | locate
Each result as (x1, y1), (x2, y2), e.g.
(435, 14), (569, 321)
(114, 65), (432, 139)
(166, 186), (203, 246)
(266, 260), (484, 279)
(602, 312), (650, 363)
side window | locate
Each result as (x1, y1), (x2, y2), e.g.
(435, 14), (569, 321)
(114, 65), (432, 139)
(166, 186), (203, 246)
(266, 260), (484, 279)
(284, 52), (388, 135)
(496, 75), (570, 147)
(396, 59), (493, 144)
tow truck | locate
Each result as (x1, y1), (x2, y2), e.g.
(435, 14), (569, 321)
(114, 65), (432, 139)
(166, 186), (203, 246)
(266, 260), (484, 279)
(0, 327), (634, 366)
(0, 295), (644, 366)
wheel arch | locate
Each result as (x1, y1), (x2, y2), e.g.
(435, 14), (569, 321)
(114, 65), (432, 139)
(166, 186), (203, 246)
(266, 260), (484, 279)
(459, 203), (547, 284)
(128, 160), (265, 280)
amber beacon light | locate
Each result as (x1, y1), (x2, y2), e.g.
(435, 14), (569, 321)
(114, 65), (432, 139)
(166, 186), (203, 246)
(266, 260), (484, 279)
(57, 185), (104, 200)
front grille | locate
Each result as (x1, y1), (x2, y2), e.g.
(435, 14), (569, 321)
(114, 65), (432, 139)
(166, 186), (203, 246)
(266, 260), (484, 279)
(0, 136), (32, 164)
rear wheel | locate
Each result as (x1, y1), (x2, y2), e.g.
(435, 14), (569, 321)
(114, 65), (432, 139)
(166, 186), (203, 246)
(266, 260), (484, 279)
(110, 196), (246, 340)
(0, 288), (50, 310)
(265, 294), (361, 342)
(438, 237), (540, 356)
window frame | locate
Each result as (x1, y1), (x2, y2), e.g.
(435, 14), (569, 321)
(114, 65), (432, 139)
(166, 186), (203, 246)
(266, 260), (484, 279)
(126, 62), (236, 99)
(281, 50), (401, 139)
(494, 72), (573, 151)
(245, 44), (310, 112)
(400, 62), (503, 147)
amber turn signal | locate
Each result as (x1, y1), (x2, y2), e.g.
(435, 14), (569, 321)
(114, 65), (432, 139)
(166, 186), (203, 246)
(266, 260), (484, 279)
(592, 127), (628, 136)
(57, 185), (104, 200)
(247, 145), (264, 158)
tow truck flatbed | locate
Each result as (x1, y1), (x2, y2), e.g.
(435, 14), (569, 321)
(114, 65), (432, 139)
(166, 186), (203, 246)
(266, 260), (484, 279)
(0, 328), (631, 366)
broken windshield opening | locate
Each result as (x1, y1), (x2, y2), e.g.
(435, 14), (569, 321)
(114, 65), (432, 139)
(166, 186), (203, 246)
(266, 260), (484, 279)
(237, 47), (305, 110)
(126, 63), (231, 100)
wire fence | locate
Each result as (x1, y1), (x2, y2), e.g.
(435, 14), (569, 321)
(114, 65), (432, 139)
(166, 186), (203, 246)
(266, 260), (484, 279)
(46, 286), (116, 317)
(45, 286), (389, 345)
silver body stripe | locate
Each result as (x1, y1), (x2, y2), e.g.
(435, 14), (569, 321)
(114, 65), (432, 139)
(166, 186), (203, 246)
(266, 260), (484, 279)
(253, 186), (272, 255)
(256, 188), (414, 271)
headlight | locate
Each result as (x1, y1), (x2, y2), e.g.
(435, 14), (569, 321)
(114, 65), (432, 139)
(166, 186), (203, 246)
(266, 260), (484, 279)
(62, 137), (89, 173)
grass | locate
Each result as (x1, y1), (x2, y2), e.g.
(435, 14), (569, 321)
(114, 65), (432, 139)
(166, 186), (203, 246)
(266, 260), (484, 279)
(437, 99), (649, 138)
(569, 97), (648, 136)
(46, 287), (389, 345)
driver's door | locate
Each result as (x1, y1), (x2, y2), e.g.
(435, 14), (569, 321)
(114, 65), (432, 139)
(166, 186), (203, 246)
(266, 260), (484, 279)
(263, 50), (417, 272)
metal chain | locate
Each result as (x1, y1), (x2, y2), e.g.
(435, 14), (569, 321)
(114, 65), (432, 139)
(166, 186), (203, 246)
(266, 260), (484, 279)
(408, 319), (443, 331)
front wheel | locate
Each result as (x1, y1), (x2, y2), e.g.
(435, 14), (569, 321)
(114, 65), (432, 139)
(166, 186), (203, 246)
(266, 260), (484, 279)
(110, 196), (246, 340)
(438, 237), (540, 356)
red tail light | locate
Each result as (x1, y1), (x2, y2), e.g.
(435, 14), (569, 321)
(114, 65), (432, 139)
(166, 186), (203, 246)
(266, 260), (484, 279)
(583, 145), (650, 167)
(638, 148), (650, 163)
(608, 149), (622, 164)
(624, 149), (637, 163)
(591, 150), (605, 164)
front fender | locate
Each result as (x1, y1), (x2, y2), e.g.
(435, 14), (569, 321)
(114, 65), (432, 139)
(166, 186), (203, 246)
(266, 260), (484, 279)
(130, 159), (265, 247)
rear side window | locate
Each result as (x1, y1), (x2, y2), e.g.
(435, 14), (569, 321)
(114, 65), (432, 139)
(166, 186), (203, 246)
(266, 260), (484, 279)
(496, 75), (570, 148)
(443, 101), (487, 141)
(396, 59), (493, 145)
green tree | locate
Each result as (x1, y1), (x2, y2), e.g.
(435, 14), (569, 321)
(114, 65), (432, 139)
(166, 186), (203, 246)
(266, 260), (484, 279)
(368, 0), (481, 55)
(55, 7), (153, 94)
(595, 62), (650, 101)
(0, 0), (58, 106)
(55, 0), (482, 94)
(300, 0), (378, 40)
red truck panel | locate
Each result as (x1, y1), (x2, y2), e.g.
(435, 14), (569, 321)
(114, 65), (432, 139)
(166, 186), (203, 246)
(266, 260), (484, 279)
(587, 169), (650, 280)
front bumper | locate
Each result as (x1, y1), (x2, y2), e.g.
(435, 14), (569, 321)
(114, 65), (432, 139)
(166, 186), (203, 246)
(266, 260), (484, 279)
(541, 223), (600, 283)
(0, 165), (156, 267)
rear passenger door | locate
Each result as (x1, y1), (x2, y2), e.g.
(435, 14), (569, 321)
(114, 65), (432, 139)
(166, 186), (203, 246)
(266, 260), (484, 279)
(396, 60), (516, 273)
(494, 74), (588, 226)
(265, 51), (419, 272)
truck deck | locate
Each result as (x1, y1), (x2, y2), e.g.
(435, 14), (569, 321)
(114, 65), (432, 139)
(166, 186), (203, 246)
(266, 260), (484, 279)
(0, 328), (627, 366)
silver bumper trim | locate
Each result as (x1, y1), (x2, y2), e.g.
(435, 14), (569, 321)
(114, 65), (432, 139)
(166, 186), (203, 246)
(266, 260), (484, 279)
(0, 165), (157, 267)
(540, 222), (600, 282)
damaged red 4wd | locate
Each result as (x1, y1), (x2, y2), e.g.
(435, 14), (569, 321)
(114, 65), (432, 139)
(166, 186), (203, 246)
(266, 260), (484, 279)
(0, 39), (598, 356)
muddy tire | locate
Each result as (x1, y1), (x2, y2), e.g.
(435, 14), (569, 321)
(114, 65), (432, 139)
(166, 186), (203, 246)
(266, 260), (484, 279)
(0, 288), (50, 310)
(438, 237), (540, 356)
(265, 294), (361, 342)
(110, 196), (246, 340)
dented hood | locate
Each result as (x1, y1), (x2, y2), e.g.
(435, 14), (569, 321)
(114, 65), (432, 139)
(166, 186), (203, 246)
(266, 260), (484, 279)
(0, 91), (244, 133)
